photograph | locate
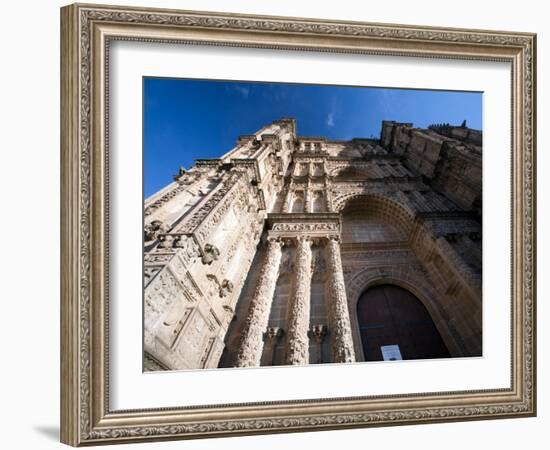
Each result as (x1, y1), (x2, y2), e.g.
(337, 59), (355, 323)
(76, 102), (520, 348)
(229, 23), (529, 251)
(142, 79), (483, 371)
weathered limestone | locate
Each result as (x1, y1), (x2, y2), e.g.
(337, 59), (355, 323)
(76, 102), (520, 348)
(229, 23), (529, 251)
(326, 236), (356, 363)
(234, 238), (283, 367)
(281, 186), (292, 213)
(144, 118), (482, 370)
(285, 237), (313, 365)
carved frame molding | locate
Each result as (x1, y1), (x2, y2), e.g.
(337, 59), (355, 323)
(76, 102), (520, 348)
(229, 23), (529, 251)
(60, 3), (536, 446)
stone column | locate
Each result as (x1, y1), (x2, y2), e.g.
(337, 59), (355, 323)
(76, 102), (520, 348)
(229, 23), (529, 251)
(235, 238), (283, 367)
(325, 236), (356, 363)
(285, 236), (313, 365)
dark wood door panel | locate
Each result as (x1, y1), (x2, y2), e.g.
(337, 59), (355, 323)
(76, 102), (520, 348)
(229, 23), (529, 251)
(358, 284), (450, 361)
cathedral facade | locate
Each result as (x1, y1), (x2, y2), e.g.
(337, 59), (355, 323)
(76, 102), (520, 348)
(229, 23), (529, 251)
(143, 118), (482, 371)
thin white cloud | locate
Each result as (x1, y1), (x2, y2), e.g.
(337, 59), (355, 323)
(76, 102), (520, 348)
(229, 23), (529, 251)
(327, 112), (335, 127)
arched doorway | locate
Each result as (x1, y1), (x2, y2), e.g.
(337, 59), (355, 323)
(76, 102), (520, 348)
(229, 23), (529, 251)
(357, 284), (450, 361)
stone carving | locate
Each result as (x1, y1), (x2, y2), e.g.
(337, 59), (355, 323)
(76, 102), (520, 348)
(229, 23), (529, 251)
(176, 311), (209, 363)
(144, 269), (184, 330)
(309, 325), (328, 344)
(309, 324), (328, 343)
(308, 324), (328, 364)
(326, 237), (356, 363)
(207, 309), (221, 331)
(173, 172), (241, 236)
(281, 187), (292, 213)
(195, 178), (252, 243)
(219, 279), (234, 298)
(272, 222), (338, 232)
(201, 244), (220, 265)
(151, 234), (199, 255)
(222, 304), (235, 316)
(145, 170), (206, 217)
(157, 234), (175, 249)
(264, 326), (284, 343)
(285, 236), (313, 365)
(144, 220), (168, 241)
(234, 238), (283, 367)
(173, 166), (187, 181)
(143, 266), (162, 285)
(199, 337), (216, 368)
(164, 308), (193, 348)
(206, 273), (233, 298)
(144, 253), (174, 264)
(261, 326), (284, 366)
(174, 237), (200, 267)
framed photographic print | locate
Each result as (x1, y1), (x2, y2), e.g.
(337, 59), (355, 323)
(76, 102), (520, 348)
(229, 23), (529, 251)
(60, 3), (537, 446)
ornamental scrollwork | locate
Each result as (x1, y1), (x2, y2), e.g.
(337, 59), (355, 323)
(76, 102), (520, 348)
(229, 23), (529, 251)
(72, 6), (535, 443)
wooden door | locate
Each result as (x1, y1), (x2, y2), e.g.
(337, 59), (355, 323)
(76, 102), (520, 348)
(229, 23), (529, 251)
(357, 284), (450, 361)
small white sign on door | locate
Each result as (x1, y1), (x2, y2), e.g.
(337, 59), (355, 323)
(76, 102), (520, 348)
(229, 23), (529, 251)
(381, 345), (403, 361)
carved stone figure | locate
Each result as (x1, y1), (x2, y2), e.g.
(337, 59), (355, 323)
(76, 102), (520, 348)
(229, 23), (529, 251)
(219, 279), (234, 298)
(144, 220), (168, 241)
(201, 244), (220, 265)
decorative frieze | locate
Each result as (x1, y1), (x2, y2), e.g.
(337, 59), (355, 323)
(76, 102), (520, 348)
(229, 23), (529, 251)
(144, 252), (174, 264)
(272, 222), (338, 233)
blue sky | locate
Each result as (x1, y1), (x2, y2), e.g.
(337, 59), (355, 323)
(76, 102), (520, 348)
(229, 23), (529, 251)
(144, 78), (482, 197)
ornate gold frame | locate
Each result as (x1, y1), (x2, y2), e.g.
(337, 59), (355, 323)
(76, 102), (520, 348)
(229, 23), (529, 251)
(60, 3), (536, 446)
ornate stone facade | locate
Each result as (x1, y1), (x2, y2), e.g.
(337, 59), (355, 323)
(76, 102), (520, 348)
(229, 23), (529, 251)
(143, 118), (482, 370)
